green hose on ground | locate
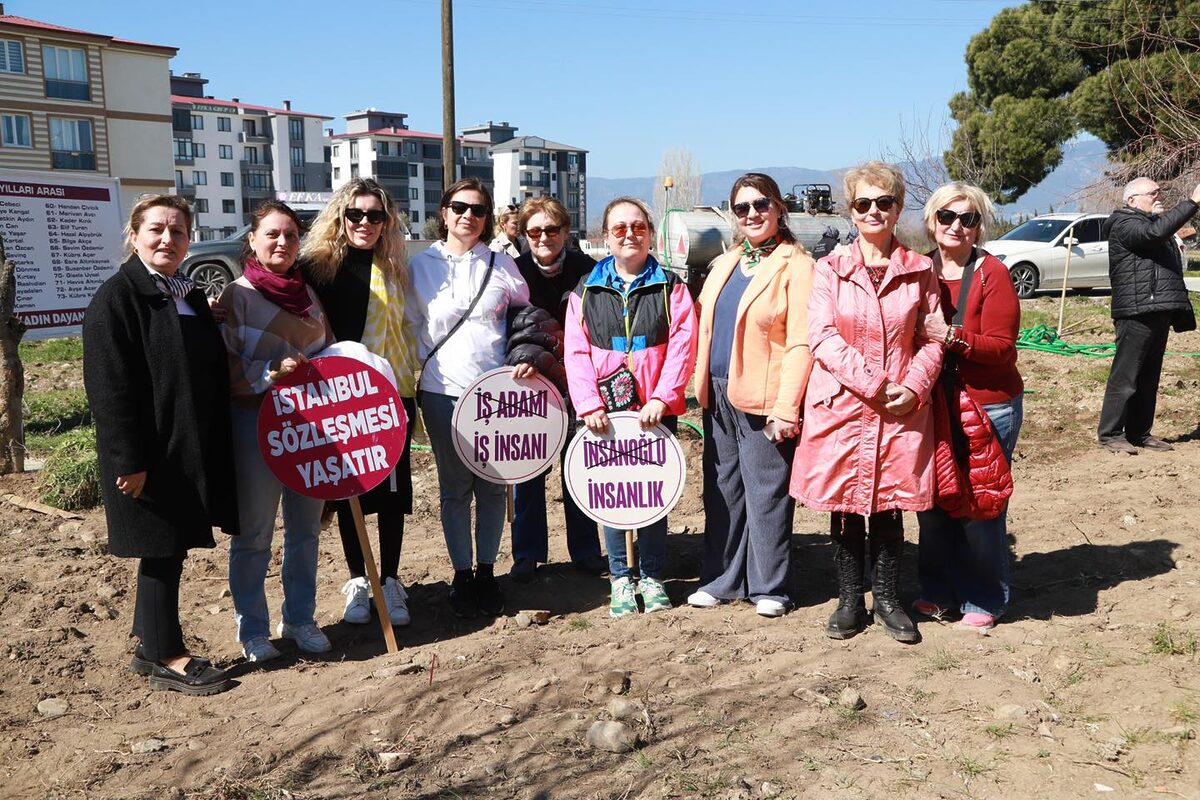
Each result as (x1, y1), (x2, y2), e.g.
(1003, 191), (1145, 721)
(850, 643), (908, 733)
(1016, 323), (1200, 358)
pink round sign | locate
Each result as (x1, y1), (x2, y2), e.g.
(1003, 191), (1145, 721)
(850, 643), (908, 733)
(257, 355), (407, 501)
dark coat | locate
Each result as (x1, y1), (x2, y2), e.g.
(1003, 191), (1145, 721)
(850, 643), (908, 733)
(83, 256), (239, 558)
(515, 248), (596, 325)
(1104, 200), (1196, 319)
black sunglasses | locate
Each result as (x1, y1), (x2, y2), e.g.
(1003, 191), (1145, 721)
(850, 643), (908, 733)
(850, 195), (897, 214)
(732, 197), (774, 218)
(934, 208), (982, 229)
(448, 200), (489, 217)
(345, 208), (387, 225)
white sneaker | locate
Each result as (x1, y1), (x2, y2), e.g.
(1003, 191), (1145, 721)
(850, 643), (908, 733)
(341, 577), (371, 625)
(687, 590), (721, 608)
(278, 621), (332, 653)
(242, 635), (281, 663)
(756, 599), (788, 618)
(382, 577), (411, 626)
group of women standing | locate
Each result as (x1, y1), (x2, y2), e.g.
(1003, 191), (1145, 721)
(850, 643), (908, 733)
(83, 159), (1022, 696)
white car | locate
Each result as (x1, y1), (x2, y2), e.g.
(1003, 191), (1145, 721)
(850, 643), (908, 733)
(985, 213), (1110, 299)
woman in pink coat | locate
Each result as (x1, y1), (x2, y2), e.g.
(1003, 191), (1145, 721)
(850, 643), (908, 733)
(791, 161), (944, 643)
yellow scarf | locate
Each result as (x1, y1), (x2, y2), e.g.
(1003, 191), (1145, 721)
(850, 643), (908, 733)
(361, 260), (416, 398)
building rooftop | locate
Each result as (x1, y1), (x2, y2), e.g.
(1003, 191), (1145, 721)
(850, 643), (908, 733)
(490, 135), (586, 154)
(330, 128), (454, 141)
(170, 94), (332, 121)
(0, 13), (177, 54)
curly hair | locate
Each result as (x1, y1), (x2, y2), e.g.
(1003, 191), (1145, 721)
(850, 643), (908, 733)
(299, 178), (408, 287)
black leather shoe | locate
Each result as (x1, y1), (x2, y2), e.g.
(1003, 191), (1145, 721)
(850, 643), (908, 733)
(509, 558), (538, 583)
(826, 599), (869, 639)
(873, 599), (919, 643)
(148, 658), (232, 696)
(449, 569), (478, 618)
(474, 567), (505, 617)
(131, 646), (209, 677)
(1132, 436), (1174, 452)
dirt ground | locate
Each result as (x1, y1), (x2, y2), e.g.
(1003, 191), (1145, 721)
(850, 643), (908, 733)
(1, 295), (1198, 800)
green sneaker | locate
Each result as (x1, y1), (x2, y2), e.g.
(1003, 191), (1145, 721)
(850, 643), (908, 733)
(639, 577), (672, 614)
(609, 577), (638, 618)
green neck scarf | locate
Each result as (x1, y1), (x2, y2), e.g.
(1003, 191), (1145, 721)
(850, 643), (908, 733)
(741, 236), (779, 267)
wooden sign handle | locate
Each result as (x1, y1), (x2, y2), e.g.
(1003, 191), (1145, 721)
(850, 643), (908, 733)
(506, 484), (514, 524)
(349, 496), (399, 654)
(625, 529), (635, 570)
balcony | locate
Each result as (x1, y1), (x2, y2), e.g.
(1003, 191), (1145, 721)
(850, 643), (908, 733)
(175, 182), (197, 197)
(174, 154), (194, 166)
(45, 79), (90, 101)
(240, 130), (272, 143)
(51, 150), (96, 171)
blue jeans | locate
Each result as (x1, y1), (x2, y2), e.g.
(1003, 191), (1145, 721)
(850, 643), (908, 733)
(421, 391), (507, 571)
(917, 394), (1023, 617)
(228, 405), (323, 643)
(603, 416), (675, 581)
(511, 420), (601, 565)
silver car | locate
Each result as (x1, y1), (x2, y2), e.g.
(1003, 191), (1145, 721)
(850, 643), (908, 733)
(985, 213), (1110, 299)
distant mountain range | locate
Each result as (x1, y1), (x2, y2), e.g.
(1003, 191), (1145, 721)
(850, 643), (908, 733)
(586, 138), (1112, 229)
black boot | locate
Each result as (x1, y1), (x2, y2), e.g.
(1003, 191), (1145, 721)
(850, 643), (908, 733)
(870, 533), (919, 643)
(474, 563), (505, 617)
(826, 535), (869, 639)
(449, 568), (478, 618)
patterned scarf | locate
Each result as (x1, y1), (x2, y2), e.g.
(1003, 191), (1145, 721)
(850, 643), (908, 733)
(153, 271), (196, 298)
(741, 236), (779, 268)
(361, 259), (417, 397)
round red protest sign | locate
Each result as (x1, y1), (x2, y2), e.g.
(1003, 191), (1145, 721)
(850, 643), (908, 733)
(562, 411), (687, 529)
(257, 355), (407, 501)
(451, 367), (569, 484)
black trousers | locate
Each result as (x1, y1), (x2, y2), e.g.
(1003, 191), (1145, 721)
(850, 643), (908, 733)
(1098, 311), (1172, 444)
(337, 506), (403, 580)
(131, 555), (185, 662)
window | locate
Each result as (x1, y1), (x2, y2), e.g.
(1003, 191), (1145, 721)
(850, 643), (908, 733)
(422, 143), (441, 159)
(173, 138), (192, 159)
(350, 163), (359, 179)
(1070, 217), (1104, 244)
(219, 144), (233, 159)
(243, 119), (257, 137)
(333, 166), (340, 180)
(288, 117), (304, 140)
(2, 114), (32, 148)
(568, 152), (579, 167)
(220, 172), (234, 187)
(198, 229), (215, 242)
(244, 171), (272, 190)
(407, 163), (418, 178)
(464, 146), (474, 159)
(405, 141), (417, 155)
(377, 141), (389, 156)
(410, 209), (419, 223)
(293, 173), (306, 190)
(349, 141), (358, 159)
(218, 116), (231, 132)
(49, 118), (94, 170)
(172, 108), (191, 131)
(244, 147), (258, 164)
(290, 145), (304, 167)
(195, 198), (209, 213)
(174, 170), (184, 188)
(222, 199), (236, 214)
(43, 45), (89, 100)
(0, 38), (25, 73)
(407, 188), (417, 200)
(193, 142), (205, 158)
(190, 115), (203, 130)
(332, 144), (340, 157)
(192, 170), (207, 185)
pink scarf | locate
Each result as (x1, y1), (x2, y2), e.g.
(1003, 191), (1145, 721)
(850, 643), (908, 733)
(242, 256), (312, 317)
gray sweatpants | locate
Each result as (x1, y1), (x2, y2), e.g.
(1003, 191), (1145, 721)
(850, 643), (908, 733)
(699, 377), (796, 605)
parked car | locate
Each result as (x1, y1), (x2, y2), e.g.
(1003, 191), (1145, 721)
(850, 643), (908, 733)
(181, 213), (432, 297)
(986, 213), (1110, 299)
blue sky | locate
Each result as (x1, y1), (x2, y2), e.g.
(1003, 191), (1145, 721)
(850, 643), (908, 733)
(12, 0), (1016, 177)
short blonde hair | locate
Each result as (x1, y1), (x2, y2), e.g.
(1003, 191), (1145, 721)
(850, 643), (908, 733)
(519, 196), (570, 232)
(842, 160), (907, 211)
(123, 194), (192, 257)
(923, 181), (996, 244)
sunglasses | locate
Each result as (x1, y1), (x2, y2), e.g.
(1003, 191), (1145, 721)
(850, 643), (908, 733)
(526, 225), (562, 240)
(732, 197), (774, 218)
(850, 195), (898, 214)
(934, 208), (982, 229)
(447, 200), (489, 217)
(345, 208), (388, 225)
(607, 221), (649, 239)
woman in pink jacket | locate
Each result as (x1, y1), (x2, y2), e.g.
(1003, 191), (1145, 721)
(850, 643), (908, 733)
(791, 161), (944, 643)
(564, 196), (698, 618)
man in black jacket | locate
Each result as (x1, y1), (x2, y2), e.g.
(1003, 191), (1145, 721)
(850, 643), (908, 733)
(1097, 177), (1200, 454)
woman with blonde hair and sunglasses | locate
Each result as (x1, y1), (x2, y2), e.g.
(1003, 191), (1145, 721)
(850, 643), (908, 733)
(915, 181), (1023, 632)
(300, 178), (418, 629)
(564, 196), (697, 617)
(688, 173), (815, 618)
(790, 161), (943, 644)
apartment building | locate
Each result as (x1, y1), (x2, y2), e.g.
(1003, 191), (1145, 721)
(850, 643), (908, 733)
(329, 108), (493, 231)
(170, 72), (331, 240)
(0, 6), (176, 213)
(488, 131), (587, 237)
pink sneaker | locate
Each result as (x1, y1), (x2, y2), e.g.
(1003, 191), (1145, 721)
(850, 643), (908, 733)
(958, 612), (996, 631)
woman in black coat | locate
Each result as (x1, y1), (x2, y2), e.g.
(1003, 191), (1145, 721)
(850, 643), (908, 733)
(83, 194), (238, 696)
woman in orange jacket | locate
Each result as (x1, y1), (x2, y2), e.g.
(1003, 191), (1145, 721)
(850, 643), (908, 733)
(688, 173), (815, 617)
